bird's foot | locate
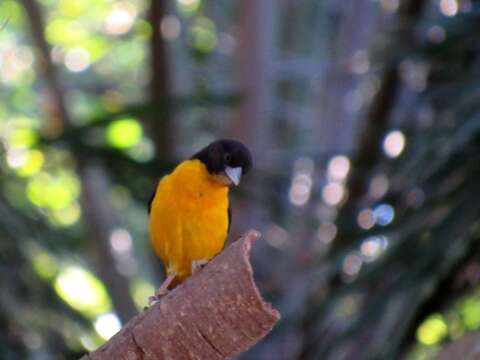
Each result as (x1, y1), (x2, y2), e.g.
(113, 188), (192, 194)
(191, 259), (209, 275)
(147, 273), (176, 307)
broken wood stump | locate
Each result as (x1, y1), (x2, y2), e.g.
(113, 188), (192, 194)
(80, 230), (280, 360)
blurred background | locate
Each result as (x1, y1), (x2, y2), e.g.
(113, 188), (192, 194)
(1, 0), (480, 359)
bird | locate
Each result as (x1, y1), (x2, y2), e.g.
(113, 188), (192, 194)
(148, 139), (252, 304)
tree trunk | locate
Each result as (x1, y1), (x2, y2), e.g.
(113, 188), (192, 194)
(149, 0), (173, 160)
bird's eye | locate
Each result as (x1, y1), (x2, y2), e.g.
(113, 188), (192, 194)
(224, 153), (232, 163)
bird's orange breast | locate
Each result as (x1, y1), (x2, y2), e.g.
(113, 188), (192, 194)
(149, 159), (229, 280)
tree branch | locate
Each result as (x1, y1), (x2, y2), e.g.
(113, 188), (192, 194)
(436, 332), (480, 360)
(80, 230), (280, 360)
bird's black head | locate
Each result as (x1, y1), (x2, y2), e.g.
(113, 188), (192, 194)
(192, 139), (252, 186)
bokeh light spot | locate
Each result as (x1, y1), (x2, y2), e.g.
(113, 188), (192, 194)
(65, 47), (90, 72)
(383, 130), (406, 158)
(327, 155), (350, 182)
(54, 266), (111, 317)
(289, 174), (312, 206)
(440, 0), (458, 17)
(373, 204), (395, 226)
(161, 15), (181, 40)
(357, 209), (375, 230)
(316, 223), (338, 244)
(94, 313), (121, 340)
(289, 157), (314, 207)
(27, 171), (80, 210)
(380, 0), (399, 13)
(177, 0), (200, 14)
(106, 118), (143, 149)
(104, 3), (137, 35)
(417, 314), (448, 345)
(428, 25), (446, 43)
(46, 20), (88, 46)
(132, 280), (155, 309)
(190, 17), (217, 52)
(369, 174), (389, 199)
(459, 297), (480, 330)
(342, 253), (363, 277)
(360, 236), (386, 262)
(265, 224), (288, 248)
(8, 126), (37, 149)
(32, 251), (58, 280)
(126, 138), (155, 162)
(322, 182), (345, 206)
(51, 202), (81, 226)
(16, 150), (45, 177)
(110, 228), (133, 256)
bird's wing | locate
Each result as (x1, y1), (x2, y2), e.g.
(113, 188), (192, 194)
(148, 181), (159, 214)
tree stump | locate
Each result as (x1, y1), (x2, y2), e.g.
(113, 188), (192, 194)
(80, 229), (280, 360)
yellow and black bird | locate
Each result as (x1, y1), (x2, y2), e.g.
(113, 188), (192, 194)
(148, 139), (252, 303)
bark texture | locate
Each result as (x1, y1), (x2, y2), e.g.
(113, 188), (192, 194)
(80, 230), (280, 360)
(436, 332), (480, 360)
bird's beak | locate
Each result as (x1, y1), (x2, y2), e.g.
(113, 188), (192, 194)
(225, 166), (242, 186)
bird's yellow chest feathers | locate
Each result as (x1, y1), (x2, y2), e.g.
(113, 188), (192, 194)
(149, 159), (229, 279)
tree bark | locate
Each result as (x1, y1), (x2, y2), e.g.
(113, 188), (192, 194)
(80, 230), (280, 360)
(436, 332), (480, 360)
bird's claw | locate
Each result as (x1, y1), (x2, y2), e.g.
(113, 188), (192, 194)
(147, 288), (170, 307)
(146, 273), (176, 308)
(191, 259), (209, 275)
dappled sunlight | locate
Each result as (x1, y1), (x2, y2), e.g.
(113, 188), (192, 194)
(106, 117), (143, 149)
(94, 313), (121, 340)
(417, 314), (448, 345)
(26, 171), (80, 218)
(54, 265), (111, 317)
(131, 280), (155, 310)
(104, 3), (137, 36)
(64, 47), (90, 72)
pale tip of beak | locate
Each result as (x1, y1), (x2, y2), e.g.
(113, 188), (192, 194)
(225, 166), (242, 186)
